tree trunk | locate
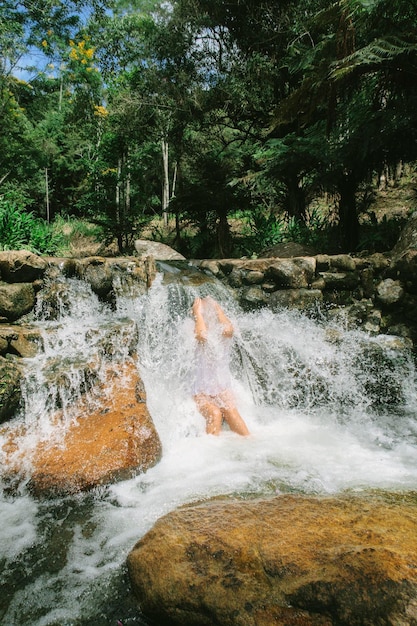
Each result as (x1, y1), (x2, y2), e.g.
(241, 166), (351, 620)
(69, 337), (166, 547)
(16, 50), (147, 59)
(125, 153), (131, 250)
(284, 175), (306, 222)
(338, 172), (359, 252)
(116, 157), (123, 253)
(162, 138), (169, 227)
(216, 208), (232, 257)
(45, 167), (50, 223)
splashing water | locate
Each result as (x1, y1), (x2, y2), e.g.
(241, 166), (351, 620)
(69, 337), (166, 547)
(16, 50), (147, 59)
(1, 267), (417, 625)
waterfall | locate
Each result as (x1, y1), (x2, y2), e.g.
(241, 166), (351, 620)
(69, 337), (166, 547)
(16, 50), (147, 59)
(1, 265), (417, 625)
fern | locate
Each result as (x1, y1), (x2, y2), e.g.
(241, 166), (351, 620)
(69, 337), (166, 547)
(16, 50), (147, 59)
(330, 37), (417, 79)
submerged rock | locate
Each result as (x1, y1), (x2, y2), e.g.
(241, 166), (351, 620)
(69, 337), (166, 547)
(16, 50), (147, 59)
(128, 493), (417, 626)
(2, 360), (162, 495)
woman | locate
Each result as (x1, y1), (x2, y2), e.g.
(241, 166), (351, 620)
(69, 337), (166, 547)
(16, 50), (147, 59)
(192, 296), (250, 436)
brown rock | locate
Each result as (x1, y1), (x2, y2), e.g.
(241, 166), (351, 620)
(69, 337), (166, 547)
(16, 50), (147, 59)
(0, 282), (36, 321)
(0, 250), (47, 282)
(376, 278), (404, 306)
(2, 360), (162, 495)
(127, 494), (417, 626)
(266, 257), (316, 288)
(77, 257), (114, 299)
(134, 239), (186, 261)
(260, 242), (317, 258)
(269, 288), (323, 310)
(0, 324), (43, 357)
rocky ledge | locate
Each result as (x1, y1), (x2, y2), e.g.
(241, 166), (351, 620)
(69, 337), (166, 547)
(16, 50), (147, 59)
(1, 360), (162, 496)
(128, 493), (417, 626)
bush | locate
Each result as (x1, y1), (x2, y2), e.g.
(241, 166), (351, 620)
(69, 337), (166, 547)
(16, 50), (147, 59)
(0, 189), (66, 255)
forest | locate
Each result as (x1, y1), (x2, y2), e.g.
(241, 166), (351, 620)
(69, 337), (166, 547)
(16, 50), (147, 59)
(1, 0), (417, 259)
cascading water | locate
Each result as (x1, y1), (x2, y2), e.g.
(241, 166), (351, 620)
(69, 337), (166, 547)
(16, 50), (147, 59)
(1, 264), (417, 625)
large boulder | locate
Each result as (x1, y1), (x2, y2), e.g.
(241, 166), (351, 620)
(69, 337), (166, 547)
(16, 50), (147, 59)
(72, 256), (157, 302)
(0, 250), (47, 282)
(0, 282), (36, 321)
(128, 494), (417, 626)
(134, 239), (186, 261)
(2, 360), (162, 495)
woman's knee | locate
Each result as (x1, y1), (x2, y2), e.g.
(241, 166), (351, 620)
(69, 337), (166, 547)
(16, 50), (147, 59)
(205, 405), (223, 435)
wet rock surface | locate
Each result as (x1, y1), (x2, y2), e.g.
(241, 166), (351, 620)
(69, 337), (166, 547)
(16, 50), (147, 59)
(0, 324), (43, 357)
(128, 493), (417, 626)
(0, 356), (22, 423)
(1, 360), (162, 495)
(0, 282), (36, 321)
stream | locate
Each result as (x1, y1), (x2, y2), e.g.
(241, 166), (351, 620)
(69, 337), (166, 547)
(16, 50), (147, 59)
(1, 263), (417, 625)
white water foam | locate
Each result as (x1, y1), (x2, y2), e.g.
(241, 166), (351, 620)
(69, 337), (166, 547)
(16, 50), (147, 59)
(1, 270), (417, 625)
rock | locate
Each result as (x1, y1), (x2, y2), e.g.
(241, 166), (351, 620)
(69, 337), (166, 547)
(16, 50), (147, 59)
(316, 254), (331, 271)
(260, 242), (317, 258)
(328, 254), (356, 271)
(391, 211), (417, 260)
(75, 257), (114, 300)
(319, 271), (359, 290)
(269, 288), (322, 310)
(0, 250), (48, 282)
(392, 249), (417, 292)
(45, 257), (78, 277)
(266, 257), (316, 289)
(243, 270), (265, 285)
(83, 260), (114, 299)
(239, 286), (268, 307)
(391, 213), (417, 292)
(74, 256), (157, 300)
(134, 240), (186, 261)
(0, 335), (7, 354)
(0, 356), (22, 423)
(376, 278), (404, 306)
(364, 252), (390, 271)
(197, 260), (221, 276)
(0, 324), (43, 357)
(0, 282), (36, 321)
(2, 360), (162, 495)
(127, 494), (417, 626)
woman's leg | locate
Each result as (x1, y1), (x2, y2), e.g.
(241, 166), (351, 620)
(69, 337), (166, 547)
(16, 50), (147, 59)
(194, 394), (223, 435)
(222, 406), (250, 436)
(219, 391), (250, 436)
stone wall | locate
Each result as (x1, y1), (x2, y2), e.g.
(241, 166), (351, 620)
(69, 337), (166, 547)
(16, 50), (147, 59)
(0, 250), (157, 423)
(0, 250), (156, 325)
(194, 251), (417, 345)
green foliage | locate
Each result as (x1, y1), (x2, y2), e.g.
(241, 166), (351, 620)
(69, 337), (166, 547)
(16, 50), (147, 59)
(246, 208), (285, 251)
(0, 188), (65, 254)
(358, 214), (408, 253)
(0, 188), (35, 250)
(1, 0), (417, 257)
